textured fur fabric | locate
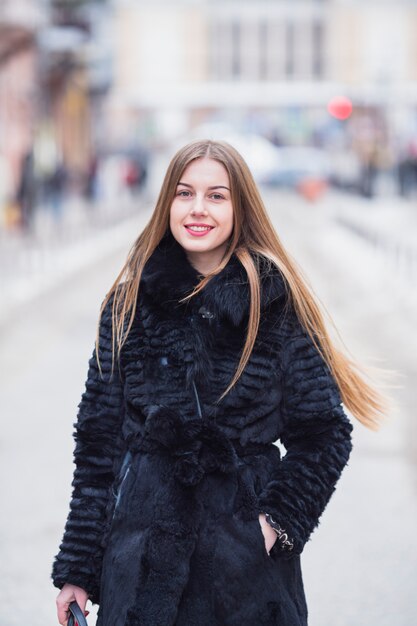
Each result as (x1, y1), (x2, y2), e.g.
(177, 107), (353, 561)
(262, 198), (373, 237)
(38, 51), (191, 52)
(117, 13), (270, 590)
(52, 230), (353, 626)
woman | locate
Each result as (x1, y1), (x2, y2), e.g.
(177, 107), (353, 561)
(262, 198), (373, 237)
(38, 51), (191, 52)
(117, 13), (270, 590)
(52, 140), (386, 626)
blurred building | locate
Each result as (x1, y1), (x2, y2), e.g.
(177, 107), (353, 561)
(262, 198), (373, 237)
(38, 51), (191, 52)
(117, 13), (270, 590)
(2, 0), (417, 222)
(0, 0), (114, 229)
(108, 0), (417, 148)
(38, 1), (116, 181)
(0, 0), (44, 225)
(37, 23), (92, 185)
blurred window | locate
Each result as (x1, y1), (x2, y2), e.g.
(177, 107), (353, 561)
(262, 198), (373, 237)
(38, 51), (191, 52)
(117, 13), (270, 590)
(285, 21), (295, 78)
(259, 20), (268, 81)
(312, 20), (324, 78)
(231, 20), (241, 79)
(266, 21), (286, 80)
(208, 12), (325, 82)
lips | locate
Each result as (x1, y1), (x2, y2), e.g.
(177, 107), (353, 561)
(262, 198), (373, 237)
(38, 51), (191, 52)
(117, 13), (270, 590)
(184, 224), (214, 237)
(184, 224), (214, 230)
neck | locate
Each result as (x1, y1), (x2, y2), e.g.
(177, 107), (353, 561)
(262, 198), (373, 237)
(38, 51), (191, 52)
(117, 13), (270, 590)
(185, 244), (229, 276)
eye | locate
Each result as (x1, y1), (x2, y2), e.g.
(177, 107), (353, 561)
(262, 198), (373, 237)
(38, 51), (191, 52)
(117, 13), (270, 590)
(177, 189), (191, 197)
(210, 193), (225, 201)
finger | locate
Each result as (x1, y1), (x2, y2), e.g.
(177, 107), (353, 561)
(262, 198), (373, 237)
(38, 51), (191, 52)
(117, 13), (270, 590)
(57, 610), (69, 626)
(74, 592), (88, 613)
(56, 600), (70, 625)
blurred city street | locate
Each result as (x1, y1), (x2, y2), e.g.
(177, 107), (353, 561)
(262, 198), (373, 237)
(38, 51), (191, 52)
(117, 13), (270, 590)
(0, 186), (416, 626)
(0, 190), (151, 325)
(1, 0), (417, 624)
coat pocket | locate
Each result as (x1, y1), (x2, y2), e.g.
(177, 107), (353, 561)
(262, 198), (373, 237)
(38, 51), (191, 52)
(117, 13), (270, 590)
(254, 516), (273, 560)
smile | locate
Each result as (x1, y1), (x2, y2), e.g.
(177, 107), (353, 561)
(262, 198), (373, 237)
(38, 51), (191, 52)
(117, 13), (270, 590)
(184, 225), (214, 236)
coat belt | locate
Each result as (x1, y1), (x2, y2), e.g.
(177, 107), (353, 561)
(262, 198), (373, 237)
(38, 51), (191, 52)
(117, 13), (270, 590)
(128, 405), (272, 487)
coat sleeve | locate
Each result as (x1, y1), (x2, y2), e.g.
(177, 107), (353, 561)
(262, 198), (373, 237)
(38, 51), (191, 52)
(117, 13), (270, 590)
(51, 296), (125, 603)
(257, 311), (353, 559)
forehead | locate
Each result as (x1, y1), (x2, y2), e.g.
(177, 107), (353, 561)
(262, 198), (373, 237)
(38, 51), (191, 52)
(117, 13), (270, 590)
(179, 157), (229, 185)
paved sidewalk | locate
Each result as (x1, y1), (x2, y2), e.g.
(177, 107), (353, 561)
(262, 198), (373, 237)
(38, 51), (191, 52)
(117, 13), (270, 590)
(0, 192), (152, 326)
(328, 192), (417, 288)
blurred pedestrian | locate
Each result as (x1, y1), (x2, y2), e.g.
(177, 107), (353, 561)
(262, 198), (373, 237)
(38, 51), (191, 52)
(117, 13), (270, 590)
(46, 163), (67, 224)
(52, 140), (388, 626)
(398, 139), (417, 197)
(359, 142), (380, 198)
(85, 155), (99, 202)
(16, 149), (36, 232)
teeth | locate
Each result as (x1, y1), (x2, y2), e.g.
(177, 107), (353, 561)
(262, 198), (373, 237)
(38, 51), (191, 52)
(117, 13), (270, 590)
(187, 226), (211, 231)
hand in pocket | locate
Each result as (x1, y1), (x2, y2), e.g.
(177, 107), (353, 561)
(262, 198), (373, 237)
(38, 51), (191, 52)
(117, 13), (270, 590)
(258, 513), (278, 555)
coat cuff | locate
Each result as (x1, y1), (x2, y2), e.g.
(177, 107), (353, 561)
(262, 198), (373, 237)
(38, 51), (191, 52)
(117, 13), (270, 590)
(259, 509), (300, 559)
(263, 512), (295, 551)
(51, 560), (100, 604)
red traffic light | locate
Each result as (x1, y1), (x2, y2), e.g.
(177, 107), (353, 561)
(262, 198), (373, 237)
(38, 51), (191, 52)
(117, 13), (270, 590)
(327, 96), (353, 120)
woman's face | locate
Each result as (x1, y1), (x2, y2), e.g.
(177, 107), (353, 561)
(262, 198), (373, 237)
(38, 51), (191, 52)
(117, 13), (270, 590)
(169, 157), (234, 275)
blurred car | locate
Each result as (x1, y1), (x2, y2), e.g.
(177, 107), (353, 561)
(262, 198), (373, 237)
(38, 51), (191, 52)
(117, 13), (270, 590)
(170, 124), (282, 186)
(263, 146), (332, 188)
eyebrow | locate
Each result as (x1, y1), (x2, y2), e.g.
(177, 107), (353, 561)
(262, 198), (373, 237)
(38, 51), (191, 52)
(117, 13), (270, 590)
(177, 182), (230, 191)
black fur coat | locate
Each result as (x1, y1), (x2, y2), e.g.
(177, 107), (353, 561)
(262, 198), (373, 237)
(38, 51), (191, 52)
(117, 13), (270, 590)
(52, 231), (353, 626)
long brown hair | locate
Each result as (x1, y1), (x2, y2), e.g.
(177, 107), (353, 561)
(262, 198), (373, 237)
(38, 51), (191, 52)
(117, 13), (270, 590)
(97, 139), (392, 431)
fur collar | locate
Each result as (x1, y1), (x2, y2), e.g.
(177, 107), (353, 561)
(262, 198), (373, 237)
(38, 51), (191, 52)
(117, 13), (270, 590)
(140, 230), (288, 326)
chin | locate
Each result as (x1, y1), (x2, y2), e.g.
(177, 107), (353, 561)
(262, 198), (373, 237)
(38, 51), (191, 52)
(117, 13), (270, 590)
(172, 230), (216, 252)
(180, 240), (217, 254)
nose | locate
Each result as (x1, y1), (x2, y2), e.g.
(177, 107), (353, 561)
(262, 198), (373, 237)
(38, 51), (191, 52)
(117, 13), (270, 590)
(191, 194), (208, 216)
